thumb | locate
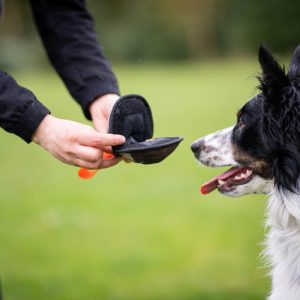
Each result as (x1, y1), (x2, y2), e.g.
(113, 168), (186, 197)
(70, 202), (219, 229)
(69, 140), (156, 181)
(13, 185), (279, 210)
(93, 117), (108, 134)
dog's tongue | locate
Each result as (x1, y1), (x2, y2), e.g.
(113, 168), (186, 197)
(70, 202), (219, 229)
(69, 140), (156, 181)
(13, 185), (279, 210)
(200, 167), (243, 195)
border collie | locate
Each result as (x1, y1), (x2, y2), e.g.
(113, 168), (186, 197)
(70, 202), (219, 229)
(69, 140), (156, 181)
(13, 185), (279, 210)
(191, 45), (300, 299)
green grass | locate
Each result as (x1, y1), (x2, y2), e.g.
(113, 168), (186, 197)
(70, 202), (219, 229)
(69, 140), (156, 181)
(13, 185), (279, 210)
(0, 59), (270, 299)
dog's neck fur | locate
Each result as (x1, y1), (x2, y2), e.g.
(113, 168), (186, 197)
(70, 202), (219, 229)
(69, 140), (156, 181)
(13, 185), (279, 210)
(266, 189), (300, 299)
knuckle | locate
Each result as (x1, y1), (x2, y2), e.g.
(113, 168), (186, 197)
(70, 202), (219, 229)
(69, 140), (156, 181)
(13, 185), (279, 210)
(94, 136), (103, 145)
(91, 151), (101, 161)
(92, 147), (102, 156)
(64, 145), (74, 156)
(73, 158), (83, 168)
(83, 148), (101, 162)
(89, 161), (100, 169)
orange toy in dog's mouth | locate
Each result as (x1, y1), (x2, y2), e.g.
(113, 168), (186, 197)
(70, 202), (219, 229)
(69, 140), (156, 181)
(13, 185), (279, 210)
(200, 167), (253, 194)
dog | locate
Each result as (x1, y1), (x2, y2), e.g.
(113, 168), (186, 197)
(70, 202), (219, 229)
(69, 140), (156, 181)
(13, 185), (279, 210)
(191, 45), (300, 299)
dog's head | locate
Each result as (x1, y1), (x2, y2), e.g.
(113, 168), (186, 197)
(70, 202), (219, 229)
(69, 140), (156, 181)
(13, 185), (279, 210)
(191, 46), (300, 197)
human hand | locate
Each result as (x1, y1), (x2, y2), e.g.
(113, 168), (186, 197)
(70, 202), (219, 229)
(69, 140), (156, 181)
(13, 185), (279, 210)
(89, 93), (119, 135)
(32, 114), (125, 169)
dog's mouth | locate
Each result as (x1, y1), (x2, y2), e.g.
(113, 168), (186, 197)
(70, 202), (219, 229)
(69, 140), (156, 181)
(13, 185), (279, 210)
(200, 167), (253, 194)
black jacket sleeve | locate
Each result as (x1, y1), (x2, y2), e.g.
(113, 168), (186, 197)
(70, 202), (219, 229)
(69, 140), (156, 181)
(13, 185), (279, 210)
(0, 71), (50, 143)
(29, 0), (120, 120)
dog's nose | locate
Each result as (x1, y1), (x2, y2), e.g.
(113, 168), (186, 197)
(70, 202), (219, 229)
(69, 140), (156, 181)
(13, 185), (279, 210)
(191, 142), (198, 153)
(191, 140), (204, 158)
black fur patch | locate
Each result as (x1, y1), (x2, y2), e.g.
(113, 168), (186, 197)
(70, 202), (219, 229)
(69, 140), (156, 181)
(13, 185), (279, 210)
(233, 46), (300, 193)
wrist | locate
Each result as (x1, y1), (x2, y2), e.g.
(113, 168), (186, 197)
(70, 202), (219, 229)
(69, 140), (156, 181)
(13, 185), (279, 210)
(32, 114), (54, 145)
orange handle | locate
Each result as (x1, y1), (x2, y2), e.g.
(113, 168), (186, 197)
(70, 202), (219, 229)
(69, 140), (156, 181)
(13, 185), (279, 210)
(103, 152), (114, 159)
(78, 168), (98, 179)
(78, 152), (114, 179)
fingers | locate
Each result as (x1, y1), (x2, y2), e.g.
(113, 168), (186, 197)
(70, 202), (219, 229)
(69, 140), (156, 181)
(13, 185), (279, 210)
(66, 145), (101, 169)
(33, 114), (126, 170)
(76, 145), (102, 162)
(94, 133), (126, 147)
(99, 157), (122, 169)
(64, 131), (123, 169)
(73, 158), (101, 170)
(74, 155), (121, 170)
(73, 145), (120, 169)
(79, 130), (126, 148)
(103, 146), (113, 153)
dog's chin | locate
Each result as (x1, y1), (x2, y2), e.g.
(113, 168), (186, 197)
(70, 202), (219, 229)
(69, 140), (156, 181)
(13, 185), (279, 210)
(218, 174), (273, 197)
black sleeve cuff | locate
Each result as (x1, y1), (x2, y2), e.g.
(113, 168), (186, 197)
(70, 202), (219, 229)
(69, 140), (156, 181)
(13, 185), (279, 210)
(13, 100), (50, 143)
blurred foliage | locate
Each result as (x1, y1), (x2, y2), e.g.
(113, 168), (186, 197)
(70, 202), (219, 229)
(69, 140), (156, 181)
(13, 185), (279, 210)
(0, 0), (300, 67)
(220, 0), (300, 55)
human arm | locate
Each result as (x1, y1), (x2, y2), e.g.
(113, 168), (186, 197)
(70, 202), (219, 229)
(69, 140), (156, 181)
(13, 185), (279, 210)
(29, 0), (120, 120)
(0, 71), (50, 143)
(0, 72), (125, 169)
(28, 0), (126, 167)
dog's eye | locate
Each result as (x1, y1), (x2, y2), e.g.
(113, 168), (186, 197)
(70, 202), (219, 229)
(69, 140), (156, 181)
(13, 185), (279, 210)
(238, 118), (245, 129)
(236, 109), (246, 128)
(237, 113), (245, 129)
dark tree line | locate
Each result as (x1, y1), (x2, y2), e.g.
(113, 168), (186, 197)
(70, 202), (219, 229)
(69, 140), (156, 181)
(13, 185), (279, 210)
(0, 0), (299, 65)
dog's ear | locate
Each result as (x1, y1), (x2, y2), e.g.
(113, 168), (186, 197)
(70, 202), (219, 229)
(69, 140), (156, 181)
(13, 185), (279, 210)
(259, 46), (300, 193)
(288, 45), (300, 78)
(258, 46), (291, 141)
(258, 45), (290, 96)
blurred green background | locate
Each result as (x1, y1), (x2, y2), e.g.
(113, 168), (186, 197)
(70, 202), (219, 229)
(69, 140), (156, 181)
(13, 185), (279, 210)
(0, 0), (298, 299)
